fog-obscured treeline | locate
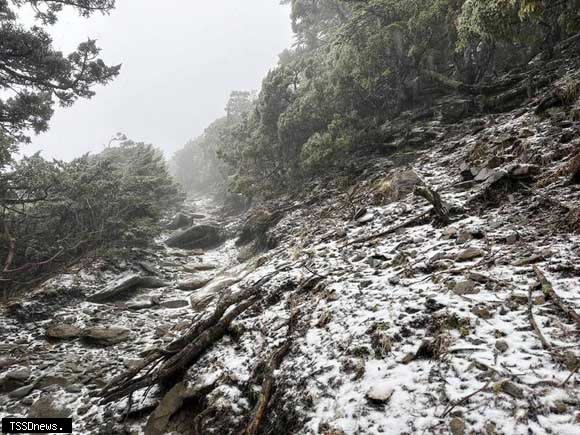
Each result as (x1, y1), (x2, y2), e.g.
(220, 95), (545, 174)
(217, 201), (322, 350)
(171, 0), (580, 197)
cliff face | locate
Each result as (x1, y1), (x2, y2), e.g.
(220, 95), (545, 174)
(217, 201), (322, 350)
(2, 52), (580, 435)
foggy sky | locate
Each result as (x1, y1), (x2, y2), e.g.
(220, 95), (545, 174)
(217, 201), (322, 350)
(22, 1), (293, 161)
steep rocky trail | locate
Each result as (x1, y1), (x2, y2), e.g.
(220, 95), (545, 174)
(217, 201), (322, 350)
(2, 77), (580, 435)
(0, 200), (248, 433)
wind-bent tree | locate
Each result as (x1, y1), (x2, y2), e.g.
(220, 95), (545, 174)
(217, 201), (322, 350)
(0, 0), (120, 167)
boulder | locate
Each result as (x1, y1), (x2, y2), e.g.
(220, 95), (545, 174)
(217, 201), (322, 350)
(81, 326), (131, 346)
(165, 225), (224, 250)
(46, 323), (81, 340)
(167, 212), (191, 230)
(88, 274), (168, 303)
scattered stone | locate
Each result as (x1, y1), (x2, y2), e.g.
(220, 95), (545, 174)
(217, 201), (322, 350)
(28, 396), (71, 419)
(450, 417), (466, 435)
(505, 232), (519, 244)
(356, 212), (375, 225)
(454, 280), (479, 295)
(5, 368), (31, 382)
(551, 400), (568, 414)
(46, 323), (81, 340)
(497, 380), (524, 399)
(456, 247), (485, 262)
(8, 382), (36, 399)
(81, 326), (131, 346)
(468, 272), (489, 283)
(388, 275), (401, 285)
(495, 340), (509, 353)
(366, 384), (394, 404)
(472, 305), (493, 319)
(459, 162), (478, 181)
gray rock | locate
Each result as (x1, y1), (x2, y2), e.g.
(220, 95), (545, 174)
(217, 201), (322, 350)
(46, 323), (81, 340)
(81, 326), (131, 346)
(498, 380), (524, 399)
(454, 280), (479, 295)
(468, 272), (489, 283)
(495, 340), (509, 353)
(167, 212), (192, 230)
(472, 305), (493, 319)
(450, 417), (466, 435)
(165, 225), (224, 250)
(5, 368), (31, 382)
(9, 383), (37, 399)
(455, 247), (485, 262)
(28, 396), (71, 419)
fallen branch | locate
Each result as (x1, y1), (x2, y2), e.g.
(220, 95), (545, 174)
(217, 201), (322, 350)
(534, 265), (580, 326)
(345, 210), (430, 246)
(439, 381), (490, 418)
(241, 310), (297, 435)
(241, 341), (292, 435)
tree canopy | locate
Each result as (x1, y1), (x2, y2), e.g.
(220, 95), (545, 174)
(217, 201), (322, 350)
(0, 0), (120, 167)
(172, 0), (580, 198)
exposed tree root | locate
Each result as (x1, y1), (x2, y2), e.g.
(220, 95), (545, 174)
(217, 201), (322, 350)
(241, 340), (293, 435)
(345, 210), (430, 246)
(100, 287), (260, 404)
(414, 184), (450, 225)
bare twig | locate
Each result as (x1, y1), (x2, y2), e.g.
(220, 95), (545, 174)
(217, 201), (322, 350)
(345, 210), (430, 246)
(528, 285), (552, 350)
(440, 381), (491, 418)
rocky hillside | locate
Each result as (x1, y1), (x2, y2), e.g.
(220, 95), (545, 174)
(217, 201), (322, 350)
(2, 56), (580, 435)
